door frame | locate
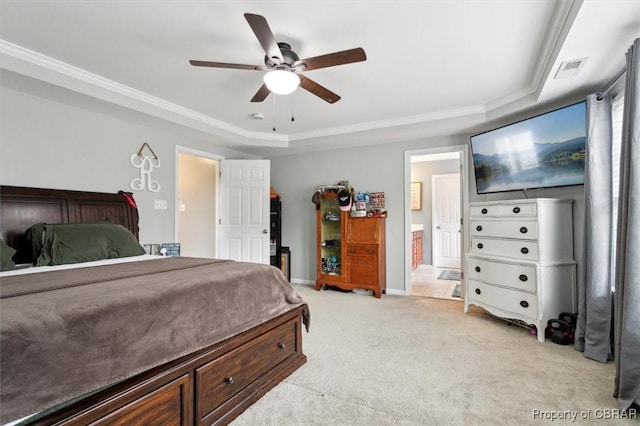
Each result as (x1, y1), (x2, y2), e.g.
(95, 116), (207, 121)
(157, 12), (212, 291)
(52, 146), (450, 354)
(175, 146), (224, 257)
(404, 145), (469, 296)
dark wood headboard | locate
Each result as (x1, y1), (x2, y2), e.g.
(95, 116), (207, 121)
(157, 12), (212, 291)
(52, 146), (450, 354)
(0, 186), (140, 263)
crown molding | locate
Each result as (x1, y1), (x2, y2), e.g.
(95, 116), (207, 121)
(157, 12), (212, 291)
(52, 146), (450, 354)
(0, 38), (492, 146)
(530, 0), (583, 101)
(2, 3), (576, 149)
(0, 39), (288, 148)
(288, 104), (487, 142)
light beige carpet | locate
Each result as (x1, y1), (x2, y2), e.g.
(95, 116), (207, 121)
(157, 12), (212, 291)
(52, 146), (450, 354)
(231, 284), (623, 425)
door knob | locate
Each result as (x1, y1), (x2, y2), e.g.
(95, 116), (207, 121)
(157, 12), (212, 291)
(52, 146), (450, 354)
(262, 229), (269, 234)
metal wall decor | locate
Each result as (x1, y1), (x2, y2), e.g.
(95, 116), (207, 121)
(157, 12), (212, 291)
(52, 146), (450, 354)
(130, 142), (161, 192)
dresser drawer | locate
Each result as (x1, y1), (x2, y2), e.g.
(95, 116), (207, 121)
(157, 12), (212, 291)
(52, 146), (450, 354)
(195, 319), (296, 420)
(470, 220), (538, 240)
(470, 203), (537, 218)
(467, 257), (536, 293)
(471, 237), (539, 261)
(468, 280), (538, 319)
(346, 244), (377, 256)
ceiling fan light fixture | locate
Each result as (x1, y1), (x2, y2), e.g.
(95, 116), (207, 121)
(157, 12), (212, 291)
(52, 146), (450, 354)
(263, 70), (300, 95)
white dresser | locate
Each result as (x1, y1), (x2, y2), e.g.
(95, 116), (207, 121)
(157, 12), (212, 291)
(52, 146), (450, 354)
(464, 198), (577, 342)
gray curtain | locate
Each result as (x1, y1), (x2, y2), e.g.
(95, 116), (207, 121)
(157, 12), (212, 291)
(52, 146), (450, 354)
(574, 93), (613, 363)
(613, 38), (640, 411)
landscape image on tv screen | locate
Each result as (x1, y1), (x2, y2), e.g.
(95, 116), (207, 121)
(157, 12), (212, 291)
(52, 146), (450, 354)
(470, 101), (586, 194)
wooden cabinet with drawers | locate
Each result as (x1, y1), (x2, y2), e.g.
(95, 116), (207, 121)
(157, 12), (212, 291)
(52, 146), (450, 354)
(315, 194), (386, 298)
(344, 217), (386, 298)
(464, 198), (577, 342)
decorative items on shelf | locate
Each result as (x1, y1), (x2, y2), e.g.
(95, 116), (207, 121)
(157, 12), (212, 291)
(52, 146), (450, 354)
(143, 243), (181, 257)
(311, 181), (386, 218)
(161, 243), (181, 257)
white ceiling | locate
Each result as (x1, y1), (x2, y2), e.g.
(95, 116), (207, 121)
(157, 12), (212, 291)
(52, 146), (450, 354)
(1, 1), (638, 157)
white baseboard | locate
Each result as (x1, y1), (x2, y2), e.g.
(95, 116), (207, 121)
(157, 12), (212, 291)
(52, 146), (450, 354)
(291, 278), (407, 296)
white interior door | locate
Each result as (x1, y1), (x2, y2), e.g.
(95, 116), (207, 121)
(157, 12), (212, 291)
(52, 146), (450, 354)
(219, 160), (270, 264)
(433, 173), (461, 269)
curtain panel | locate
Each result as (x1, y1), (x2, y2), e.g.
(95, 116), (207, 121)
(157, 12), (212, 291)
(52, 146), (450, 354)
(574, 93), (613, 363)
(613, 37), (640, 412)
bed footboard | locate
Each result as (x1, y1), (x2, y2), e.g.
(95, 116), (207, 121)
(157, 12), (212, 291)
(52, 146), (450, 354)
(27, 306), (307, 426)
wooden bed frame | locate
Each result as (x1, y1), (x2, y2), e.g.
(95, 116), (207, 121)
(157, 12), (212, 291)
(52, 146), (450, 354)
(0, 186), (307, 426)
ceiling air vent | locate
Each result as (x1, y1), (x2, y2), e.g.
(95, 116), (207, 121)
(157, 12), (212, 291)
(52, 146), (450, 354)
(555, 58), (588, 79)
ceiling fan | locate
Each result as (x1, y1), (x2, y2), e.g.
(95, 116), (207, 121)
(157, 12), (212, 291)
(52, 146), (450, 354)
(189, 13), (367, 104)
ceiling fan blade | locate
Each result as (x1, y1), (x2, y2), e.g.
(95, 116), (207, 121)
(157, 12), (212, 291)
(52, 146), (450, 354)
(299, 75), (341, 104)
(244, 13), (283, 63)
(250, 84), (271, 102)
(189, 60), (266, 71)
(297, 48), (366, 71)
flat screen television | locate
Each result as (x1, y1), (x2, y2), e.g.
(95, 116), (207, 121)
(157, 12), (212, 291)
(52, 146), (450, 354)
(470, 101), (586, 194)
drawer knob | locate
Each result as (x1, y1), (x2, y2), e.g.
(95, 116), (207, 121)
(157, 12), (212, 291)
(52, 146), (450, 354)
(513, 207), (521, 214)
(481, 208), (488, 215)
(519, 274), (528, 282)
(519, 300), (529, 308)
(475, 266), (481, 273)
(477, 243), (484, 249)
(519, 226), (528, 234)
(226, 376), (234, 384)
(476, 225), (483, 232)
(520, 247), (529, 254)
(475, 288), (481, 295)
(279, 343), (287, 349)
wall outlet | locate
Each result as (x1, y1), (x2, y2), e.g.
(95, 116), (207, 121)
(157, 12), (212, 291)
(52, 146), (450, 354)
(154, 200), (168, 210)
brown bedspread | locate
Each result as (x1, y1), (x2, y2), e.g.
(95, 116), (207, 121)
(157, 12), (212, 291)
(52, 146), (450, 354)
(0, 257), (309, 424)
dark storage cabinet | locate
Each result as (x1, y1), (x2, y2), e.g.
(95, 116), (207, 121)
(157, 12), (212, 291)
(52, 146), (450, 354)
(270, 197), (282, 268)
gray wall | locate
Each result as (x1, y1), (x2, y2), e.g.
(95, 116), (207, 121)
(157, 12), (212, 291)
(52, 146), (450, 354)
(0, 72), (252, 246)
(269, 135), (468, 293)
(1, 71), (586, 296)
(270, 141), (584, 295)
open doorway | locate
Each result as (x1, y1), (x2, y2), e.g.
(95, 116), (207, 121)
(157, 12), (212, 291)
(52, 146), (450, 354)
(404, 146), (469, 300)
(175, 146), (222, 258)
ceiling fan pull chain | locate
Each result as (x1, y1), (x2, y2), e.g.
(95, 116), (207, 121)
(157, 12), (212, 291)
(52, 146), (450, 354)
(272, 94), (276, 131)
(291, 95), (295, 122)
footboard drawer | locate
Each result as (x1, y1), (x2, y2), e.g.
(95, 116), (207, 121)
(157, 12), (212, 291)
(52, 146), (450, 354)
(93, 374), (192, 426)
(196, 318), (297, 423)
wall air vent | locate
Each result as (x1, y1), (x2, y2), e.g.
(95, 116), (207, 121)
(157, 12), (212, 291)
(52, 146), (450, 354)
(555, 58), (588, 79)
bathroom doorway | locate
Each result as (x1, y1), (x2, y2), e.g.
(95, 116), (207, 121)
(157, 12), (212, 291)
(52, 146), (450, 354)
(404, 145), (469, 300)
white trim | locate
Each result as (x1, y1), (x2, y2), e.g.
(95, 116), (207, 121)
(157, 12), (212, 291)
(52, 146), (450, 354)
(291, 279), (315, 285)
(288, 105), (487, 142)
(404, 145), (469, 297)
